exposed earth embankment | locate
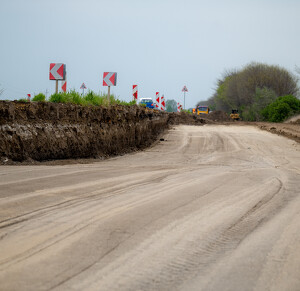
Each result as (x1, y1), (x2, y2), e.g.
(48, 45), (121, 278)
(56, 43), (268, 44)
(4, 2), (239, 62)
(0, 101), (207, 163)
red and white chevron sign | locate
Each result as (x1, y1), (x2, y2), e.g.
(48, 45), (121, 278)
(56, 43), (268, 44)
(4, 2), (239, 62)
(161, 94), (166, 111)
(155, 92), (160, 109)
(133, 85), (138, 100)
(61, 80), (67, 92)
(103, 72), (117, 86)
(61, 73), (67, 92)
(177, 102), (181, 112)
(49, 63), (66, 80)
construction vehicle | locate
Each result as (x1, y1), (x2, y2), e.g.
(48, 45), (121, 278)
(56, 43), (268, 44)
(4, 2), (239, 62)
(230, 109), (240, 120)
(197, 106), (210, 115)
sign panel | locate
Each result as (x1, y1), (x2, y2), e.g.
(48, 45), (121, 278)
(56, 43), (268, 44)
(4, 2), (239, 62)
(103, 72), (117, 86)
(80, 83), (87, 89)
(133, 85), (138, 100)
(161, 94), (166, 111)
(61, 81), (67, 92)
(177, 102), (182, 112)
(155, 92), (160, 109)
(182, 86), (188, 92)
(49, 63), (66, 80)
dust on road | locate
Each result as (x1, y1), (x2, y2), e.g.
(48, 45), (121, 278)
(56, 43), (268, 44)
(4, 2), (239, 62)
(0, 125), (300, 291)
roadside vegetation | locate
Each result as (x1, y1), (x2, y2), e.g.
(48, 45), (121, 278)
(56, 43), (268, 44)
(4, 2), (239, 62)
(18, 90), (136, 107)
(32, 93), (46, 102)
(261, 95), (300, 122)
(198, 62), (299, 122)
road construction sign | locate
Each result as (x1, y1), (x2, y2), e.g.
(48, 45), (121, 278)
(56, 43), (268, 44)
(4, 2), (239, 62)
(182, 86), (188, 92)
(103, 72), (117, 86)
(80, 83), (87, 90)
(133, 85), (138, 100)
(49, 63), (66, 80)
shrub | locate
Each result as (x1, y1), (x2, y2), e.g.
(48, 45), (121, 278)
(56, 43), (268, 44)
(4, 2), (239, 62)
(262, 95), (300, 122)
(68, 90), (87, 105)
(32, 93), (46, 102)
(49, 93), (70, 103)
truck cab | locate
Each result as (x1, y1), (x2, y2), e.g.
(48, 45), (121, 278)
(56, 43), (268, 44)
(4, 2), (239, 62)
(197, 106), (210, 115)
(139, 98), (155, 109)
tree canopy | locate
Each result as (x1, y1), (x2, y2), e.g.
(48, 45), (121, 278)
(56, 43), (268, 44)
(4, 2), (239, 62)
(198, 63), (299, 121)
(166, 99), (177, 112)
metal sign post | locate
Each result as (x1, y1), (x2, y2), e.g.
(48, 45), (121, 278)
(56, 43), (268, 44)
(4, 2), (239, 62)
(56, 80), (58, 94)
(107, 86), (111, 102)
(182, 86), (188, 109)
(80, 83), (87, 95)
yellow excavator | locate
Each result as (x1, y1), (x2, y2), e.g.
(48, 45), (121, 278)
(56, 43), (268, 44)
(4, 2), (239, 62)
(230, 109), (240, 120)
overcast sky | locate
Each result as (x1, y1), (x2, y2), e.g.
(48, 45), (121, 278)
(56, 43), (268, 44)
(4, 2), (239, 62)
(0, 0), (299, 108)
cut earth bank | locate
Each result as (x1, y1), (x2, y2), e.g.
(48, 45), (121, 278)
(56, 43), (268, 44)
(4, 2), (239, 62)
(0, 101), (299, 165)
(0, 101), (208, 164)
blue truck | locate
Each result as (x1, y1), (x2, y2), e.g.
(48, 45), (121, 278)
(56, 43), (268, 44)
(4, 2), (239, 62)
(139, 98), (155, 109)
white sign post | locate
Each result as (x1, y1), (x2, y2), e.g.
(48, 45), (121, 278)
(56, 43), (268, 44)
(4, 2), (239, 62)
(80, 83), (87, 95)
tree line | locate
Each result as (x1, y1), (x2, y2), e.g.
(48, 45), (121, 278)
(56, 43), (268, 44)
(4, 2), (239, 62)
(197, 62), (300, 121)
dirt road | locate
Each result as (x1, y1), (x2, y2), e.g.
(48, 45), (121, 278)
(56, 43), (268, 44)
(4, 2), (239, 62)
(0, 125), (300, 291)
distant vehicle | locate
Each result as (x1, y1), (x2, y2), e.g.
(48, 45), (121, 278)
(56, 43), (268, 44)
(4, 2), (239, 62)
(197, 106), (210, 115)
(230, 109), (240, 120)
(139, 98), (155, 109)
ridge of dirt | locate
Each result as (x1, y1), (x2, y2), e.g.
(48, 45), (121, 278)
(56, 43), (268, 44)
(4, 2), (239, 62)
(255, 122), (300, 144)
(1, 101), (299, 165)
(200, 110), (232, 122)
(0, 101), (208, 164)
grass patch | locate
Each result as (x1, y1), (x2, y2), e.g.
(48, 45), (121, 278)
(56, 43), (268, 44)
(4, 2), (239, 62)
(32, 93), (46, 102)
(48, 90), (137, 107)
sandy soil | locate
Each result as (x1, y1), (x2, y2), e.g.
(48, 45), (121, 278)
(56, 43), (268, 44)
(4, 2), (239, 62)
(285, 114), (300, 123)
(254, 122), (300, 143)
(0, 125), (300, 291)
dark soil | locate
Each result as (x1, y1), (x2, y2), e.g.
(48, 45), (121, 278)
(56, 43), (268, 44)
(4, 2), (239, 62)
(200, 111), (232, 122)
(0, 101), (208, 164)
(1, 101), (298, 165)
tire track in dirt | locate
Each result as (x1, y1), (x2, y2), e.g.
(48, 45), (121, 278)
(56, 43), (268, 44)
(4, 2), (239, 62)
(0, 125), (299, 291)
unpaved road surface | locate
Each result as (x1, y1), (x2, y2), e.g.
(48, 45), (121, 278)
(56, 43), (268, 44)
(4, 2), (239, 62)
(0, 125), (300, 291)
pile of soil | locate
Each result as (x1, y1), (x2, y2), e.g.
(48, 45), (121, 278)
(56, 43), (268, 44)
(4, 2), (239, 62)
(201, 111), (232, 122)
(168, 112), (211, 125)
(285, 114), (300, 124)
(0, 101), (208, 163)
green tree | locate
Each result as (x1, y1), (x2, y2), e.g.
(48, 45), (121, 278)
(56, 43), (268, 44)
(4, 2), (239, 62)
(166, 99), (177, 112)
(200, 63), (299, 121)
